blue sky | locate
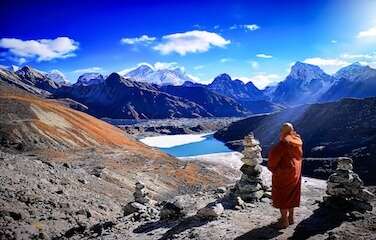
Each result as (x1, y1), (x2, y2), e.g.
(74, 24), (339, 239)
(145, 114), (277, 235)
(1, 0), (376, 88)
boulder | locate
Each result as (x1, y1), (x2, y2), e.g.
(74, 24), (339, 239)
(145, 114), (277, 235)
(160, 201), (185, 220)
(197, 203), (224, 220)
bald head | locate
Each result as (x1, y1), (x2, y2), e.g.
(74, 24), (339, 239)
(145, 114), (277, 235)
(281, 122), (294, 135)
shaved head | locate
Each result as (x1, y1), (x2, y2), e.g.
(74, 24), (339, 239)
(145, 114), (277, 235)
(281, 122), (294, 135)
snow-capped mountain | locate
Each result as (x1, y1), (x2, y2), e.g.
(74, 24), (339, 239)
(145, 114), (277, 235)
(74, 73), (105, 86)
(288, 61), (329, 82)
(46, 69), (70, 85)
(0, 65), (19, 72)
(16, 66), (47, 79)
(320, 63), (376, 102)
(208, 73), (265, 100)
(272, 62), (334, 105)
(14, 66), (61, 94)
(334, 62), (376, 82)
(124, 64), (194, 86)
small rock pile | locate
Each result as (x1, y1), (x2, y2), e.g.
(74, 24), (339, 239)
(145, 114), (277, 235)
(134, 181), (150, 204)
(123, 181), (158, 221)
(233, 133), (267, 202)
(325, 157), (375, 211)
(160, 199), (186, 220)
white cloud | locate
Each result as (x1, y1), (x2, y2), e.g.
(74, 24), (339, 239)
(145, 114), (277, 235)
(153, 30), (230, 55)
(73, 67), (103, 74)
(17, 57), (26, 64)
(0, 37), (78, 62)
(187, 74), (201, 82)
(120, 35), (156, 45)
(229, 24), (260, 31)
(331, 40), (337, 44)
(244, 24), (260, 31)
(237, 74), (281, 89)
(220, 58), (233, 63)
(357, 26), (376, 38)
(194, 65), (204, 70)
(341, 53), (376, 60)
(250, 61), (259, 69)
(154, 61), (179, 70)
(303, 57), (349, 73)
(256, 53), (272, 59)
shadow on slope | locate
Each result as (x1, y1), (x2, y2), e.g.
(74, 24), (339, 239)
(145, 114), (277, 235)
(289, 206), (349, 240)
(133, 216), (209, 240)
(234, 222), (283, 240)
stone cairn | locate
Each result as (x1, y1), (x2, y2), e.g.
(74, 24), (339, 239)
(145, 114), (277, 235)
(325, 157), (375, 211)
(133, 181), (150, 204)
(233, 133), (267, 202)
(123, 181), (159, 220)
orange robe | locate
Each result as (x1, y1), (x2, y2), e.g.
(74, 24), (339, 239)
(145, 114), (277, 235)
(268, 132), (303, 209)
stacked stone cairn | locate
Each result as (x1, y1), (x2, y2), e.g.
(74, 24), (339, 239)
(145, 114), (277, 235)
(233, 133), (268, 202)
(134, 181), (150, 204)
(123, 181), (158, 221)
(325, 157), (375, 211)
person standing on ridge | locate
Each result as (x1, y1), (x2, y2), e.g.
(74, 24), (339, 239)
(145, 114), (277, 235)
(268, 122), (303, 229)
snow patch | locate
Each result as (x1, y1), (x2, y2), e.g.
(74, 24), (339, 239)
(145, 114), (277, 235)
(140, 133), (210, 148)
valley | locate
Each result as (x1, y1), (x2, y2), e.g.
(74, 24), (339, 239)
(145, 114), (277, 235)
(1, 60), (376, 239)
(104, 117), (242, 137)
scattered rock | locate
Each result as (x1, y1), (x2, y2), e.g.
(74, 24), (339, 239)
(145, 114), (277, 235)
(78, 178), (87, 184)
(215, 187), (227, 194)
(160, 201), (185, 220)
(123, 202), (147, 216)
(197, 203), (224, 220)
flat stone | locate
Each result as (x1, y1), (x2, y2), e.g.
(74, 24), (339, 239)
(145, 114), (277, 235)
(215, 187), (227, 194)
(240, 164), (262, 177)
(237, 183), (262, 193)
(123, 202), (146, 216)
(241, 158), (260, 166)
(160, 201), (185, 220)
(240, 190), (264, 202)
(336, 157), (353, 170)
(357, 189), (375, 202)
(197, 203), (224, 220)
(133, 189), (148, 198)
(135, 181), (145, 190)
(135, 197), (150, 204)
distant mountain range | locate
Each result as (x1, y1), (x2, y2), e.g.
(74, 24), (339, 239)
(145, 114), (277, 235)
(123, 64), (194, 86)
(1, 61), (376, 119)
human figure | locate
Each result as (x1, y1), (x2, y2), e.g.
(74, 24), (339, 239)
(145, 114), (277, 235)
(268, 122), (303, 229)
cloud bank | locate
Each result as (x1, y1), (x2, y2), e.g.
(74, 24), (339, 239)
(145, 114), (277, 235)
(0, 37), (78, 62)
(153, 30), (230, 55)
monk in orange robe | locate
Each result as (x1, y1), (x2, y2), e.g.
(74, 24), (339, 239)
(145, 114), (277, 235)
(268, 122), (303, 228)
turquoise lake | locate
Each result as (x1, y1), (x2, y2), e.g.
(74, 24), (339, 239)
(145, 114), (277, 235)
(159, 134), (232, 157)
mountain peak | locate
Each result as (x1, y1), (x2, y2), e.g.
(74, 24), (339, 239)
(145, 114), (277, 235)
(16, 65), (45, 79)
(335, 62), (376, 81)
(136, 64), (154, 73)
(46, 69), (69, 85)
(75, 72), (105, 86)
(124, 64), (192, 86)
(213, 73), (232, 82)
(288, 61), (328, 81)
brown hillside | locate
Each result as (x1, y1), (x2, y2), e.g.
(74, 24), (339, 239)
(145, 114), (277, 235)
(0, 84), (231, 200)
(0, 84), (161, 157)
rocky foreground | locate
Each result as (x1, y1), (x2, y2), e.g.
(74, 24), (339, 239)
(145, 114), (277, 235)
(1, 150), (375, 240)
